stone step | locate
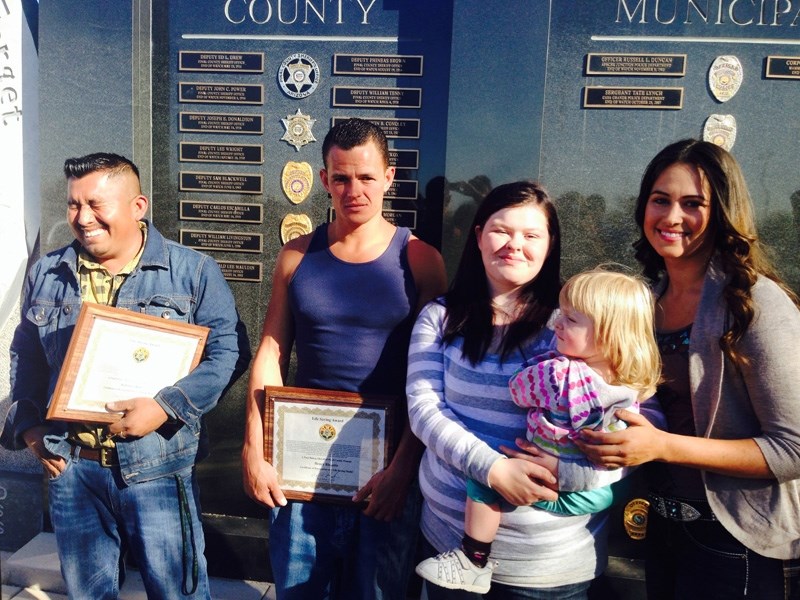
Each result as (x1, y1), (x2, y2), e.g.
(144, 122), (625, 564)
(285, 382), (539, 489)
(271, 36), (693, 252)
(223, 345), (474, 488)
(1, 532), (645, 600)
(0, 533), (274, 600)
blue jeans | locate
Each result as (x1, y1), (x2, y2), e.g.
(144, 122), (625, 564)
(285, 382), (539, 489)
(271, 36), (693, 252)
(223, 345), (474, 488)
(420, 539), (591, 600)
(49, 455), (209, 600)
(269, 482), (421, 600)
(646, 510), (800, 599)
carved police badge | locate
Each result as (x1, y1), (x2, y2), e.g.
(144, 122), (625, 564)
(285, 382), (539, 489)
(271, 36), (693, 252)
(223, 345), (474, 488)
(708, 56), (743, 102)
(703, 114), (737, 151)
(281, 161), (313, 204)
(623, 498), (650, 540)
(281, 109), (317, 151)
(280, 213), (313, 245)
(278, 53), (320, 99)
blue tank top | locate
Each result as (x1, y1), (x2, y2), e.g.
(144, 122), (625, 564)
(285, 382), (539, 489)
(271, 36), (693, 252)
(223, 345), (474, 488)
(289, 224), (418, 395)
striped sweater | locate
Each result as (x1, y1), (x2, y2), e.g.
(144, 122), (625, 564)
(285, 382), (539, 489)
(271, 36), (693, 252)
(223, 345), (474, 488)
(407, 301), (612, 588)
(508, 351), (639, 459)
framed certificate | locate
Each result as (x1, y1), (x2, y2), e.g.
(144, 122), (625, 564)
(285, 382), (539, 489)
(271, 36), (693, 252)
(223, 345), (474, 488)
(46, 303), (209, 424)
(264, 386), (397, 504)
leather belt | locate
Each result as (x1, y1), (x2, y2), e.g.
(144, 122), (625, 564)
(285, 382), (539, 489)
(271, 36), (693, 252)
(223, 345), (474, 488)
(73, 444), (119, 467)
(648, 493), (716, 522)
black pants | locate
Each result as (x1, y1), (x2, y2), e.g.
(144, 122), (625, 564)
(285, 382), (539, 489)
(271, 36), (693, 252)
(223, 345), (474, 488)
(645, 511), (800, 599)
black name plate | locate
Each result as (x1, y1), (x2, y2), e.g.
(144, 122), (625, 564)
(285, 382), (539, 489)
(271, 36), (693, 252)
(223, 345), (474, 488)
(382, 208), (417, 229)
(332, 117), (420, 139)
(766, 56), (800, 79)
(332, 86), (422, 109)
(385, 179), (418, 200)
(179, 51), (264, 73)
(586, 53), (686, 76)
(179, 142), (263, 164)
(179, 82), (264, 105)
(180, 200), (263, 224)
(333, 54), (423, 76)
(583, 86), (683, 109)
(389, 149), (419, 170)
(179, 112), (263, 135)
(217, 260), (263, 282)
(180, 171), (263, 194)
(180, 229), (263, 254)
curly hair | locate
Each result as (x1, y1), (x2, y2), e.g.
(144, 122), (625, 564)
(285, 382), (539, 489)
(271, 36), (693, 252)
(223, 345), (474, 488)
(560, 268), (661, 399)
(633, 139), (798, 367)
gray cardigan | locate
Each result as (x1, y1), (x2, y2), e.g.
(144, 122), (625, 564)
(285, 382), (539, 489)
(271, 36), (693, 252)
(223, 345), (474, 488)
(662, 258), (800, 560)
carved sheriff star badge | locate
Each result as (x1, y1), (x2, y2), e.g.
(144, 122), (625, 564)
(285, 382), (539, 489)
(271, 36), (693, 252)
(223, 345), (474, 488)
(278, 53), (320, 99)
(281, 109), (317, 151)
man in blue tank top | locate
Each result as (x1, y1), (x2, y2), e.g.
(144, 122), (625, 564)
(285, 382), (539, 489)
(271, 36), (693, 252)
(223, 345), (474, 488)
(242, 118), (447, 599)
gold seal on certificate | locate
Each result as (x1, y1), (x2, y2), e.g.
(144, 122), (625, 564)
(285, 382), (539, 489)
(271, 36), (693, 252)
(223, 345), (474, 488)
(47, 303), (209, 424)
(708, 56), (743, 102)
(263, 386), (398, 503)
(281, 161), (313, 204)
(702, 114), (737, 151)
(623, 498), (650, 540)
(318, 423), (337, 441)
(281, 109), (317, 151)
(280, 213), (313, 245)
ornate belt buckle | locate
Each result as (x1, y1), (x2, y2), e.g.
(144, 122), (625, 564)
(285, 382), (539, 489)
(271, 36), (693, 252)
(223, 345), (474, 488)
(678, 502), (701, 521)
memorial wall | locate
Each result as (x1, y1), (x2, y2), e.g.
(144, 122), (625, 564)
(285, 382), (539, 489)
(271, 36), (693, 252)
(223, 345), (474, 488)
(17, 0), (800, 578)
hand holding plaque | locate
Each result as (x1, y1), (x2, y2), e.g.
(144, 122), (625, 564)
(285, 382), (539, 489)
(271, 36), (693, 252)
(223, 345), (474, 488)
(263, 386), (397, 503)
(47, 303), (209, 424)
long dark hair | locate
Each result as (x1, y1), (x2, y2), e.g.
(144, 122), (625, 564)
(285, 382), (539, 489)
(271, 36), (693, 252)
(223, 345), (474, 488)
(443, 180), (561, 364)
(633, 139), (798, 366)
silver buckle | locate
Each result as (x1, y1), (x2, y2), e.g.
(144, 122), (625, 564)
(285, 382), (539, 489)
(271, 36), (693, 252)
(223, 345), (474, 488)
(650, 495), (701, 522)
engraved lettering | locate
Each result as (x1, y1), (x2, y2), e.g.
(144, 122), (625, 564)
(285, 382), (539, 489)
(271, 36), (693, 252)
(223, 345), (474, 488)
(617, 0), (647, 23)
(729, 0), (755, 24)
(304, 0), (325, 23)
(0, 31), (22, 125)
(249, 0), (273, 25)
(616, 0), (798, 25)
(222, 0), (376, 25)
(355, 0), (377, 24)
(224, 0), (246, 23)
(655, 0), (678, 23)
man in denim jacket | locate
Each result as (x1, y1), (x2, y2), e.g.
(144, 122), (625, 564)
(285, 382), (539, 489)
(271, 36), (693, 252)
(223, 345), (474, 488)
(1, 153), (250, 600)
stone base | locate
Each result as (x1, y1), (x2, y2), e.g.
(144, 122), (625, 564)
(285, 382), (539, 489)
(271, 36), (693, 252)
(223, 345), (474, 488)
(0, 471), (43, 552)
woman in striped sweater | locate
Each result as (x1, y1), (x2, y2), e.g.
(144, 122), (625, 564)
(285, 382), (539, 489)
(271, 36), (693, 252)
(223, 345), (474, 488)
(407, 181), (631, 599)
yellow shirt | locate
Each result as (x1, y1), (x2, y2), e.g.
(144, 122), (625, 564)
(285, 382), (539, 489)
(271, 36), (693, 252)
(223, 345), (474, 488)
(70, 222), (147, 449)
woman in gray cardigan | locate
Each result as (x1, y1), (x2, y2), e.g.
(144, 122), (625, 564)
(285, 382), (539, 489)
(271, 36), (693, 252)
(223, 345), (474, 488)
(578, 139), (800, 599)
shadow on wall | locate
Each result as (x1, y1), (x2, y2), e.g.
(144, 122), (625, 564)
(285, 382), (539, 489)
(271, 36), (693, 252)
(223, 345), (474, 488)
(556, 189), (800, 295)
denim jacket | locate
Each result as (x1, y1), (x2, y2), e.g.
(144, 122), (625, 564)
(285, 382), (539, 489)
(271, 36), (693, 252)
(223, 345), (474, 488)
(1, 222), (250, 484)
